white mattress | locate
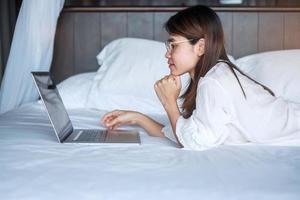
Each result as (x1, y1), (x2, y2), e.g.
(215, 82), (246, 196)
(0, 103), (300, 200)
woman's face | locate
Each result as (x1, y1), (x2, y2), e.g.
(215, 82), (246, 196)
(165, 34), (204, 78)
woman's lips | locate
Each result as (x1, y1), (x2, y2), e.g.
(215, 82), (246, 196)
(169, 64), (175, 69)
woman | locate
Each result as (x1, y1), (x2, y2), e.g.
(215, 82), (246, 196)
(101, 5), (300, 150)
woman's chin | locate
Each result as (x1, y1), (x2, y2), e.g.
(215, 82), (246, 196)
(170, 70), (181, 76)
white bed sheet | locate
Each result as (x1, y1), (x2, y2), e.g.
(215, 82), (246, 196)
(0, 103), (300, 200)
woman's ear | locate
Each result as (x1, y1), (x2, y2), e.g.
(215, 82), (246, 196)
(195, 38), (205, 56)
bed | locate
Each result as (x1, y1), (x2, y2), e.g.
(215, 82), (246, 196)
(1, 5), (300, 200)
(1, 102), (300, 200)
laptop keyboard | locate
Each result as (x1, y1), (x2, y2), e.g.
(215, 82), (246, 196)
(77, 130), (106, 142)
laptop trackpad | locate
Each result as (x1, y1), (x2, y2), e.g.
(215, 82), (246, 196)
(105, 130), (140, 143)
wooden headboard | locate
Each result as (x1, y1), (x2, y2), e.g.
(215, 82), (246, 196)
(51, 6), (300, 82)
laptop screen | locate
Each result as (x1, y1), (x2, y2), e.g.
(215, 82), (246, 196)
(32, 72), (73, 142)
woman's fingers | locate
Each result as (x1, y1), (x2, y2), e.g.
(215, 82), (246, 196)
(101, 112), (112, 123)
(111, 123), (121, 130)
(101, 110), (122, 127)
(106, 116), (121, 126)
(101, 110), (138, 130)
(103, 116), (121, 130)
(101, 110), (121, 123)
(174, 75), (182, 88)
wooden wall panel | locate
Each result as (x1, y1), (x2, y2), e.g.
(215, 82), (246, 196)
(258, 13), (284, 52)
(284, 13), (300, 49)
(74, 13), (101, 74)
(51, 13), (74, 82)
(101, 13), (127, 48)
(154, 12), (174, 42)
(51, 10), (300, 82)
(218, 12), (233, 55)
(127, 13), (154, 39)
(233, 12), (258, 58)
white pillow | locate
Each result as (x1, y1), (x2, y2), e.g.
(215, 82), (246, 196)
(57, 72), (96, 109)
(236, 49), (300, 103)
(86, 38), (191, 114)
(86, 37), (235, 114)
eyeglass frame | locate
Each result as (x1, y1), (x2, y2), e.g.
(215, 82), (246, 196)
(164, 38), (197, 52)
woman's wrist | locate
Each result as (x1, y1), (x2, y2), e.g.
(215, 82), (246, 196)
(133, 111), (146, 126)
(133, 112), (164, 137)
(164, 101), (180, 114)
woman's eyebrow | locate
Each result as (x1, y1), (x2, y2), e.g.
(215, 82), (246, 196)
(167, 38), (175, 42)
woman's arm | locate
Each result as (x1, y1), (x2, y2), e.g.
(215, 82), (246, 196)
(164, 102), (183, 147)
(135, 113), (165, 137)
(154, 75), (184, 147)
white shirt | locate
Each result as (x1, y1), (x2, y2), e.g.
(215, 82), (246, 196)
(162, 62), (300, 150)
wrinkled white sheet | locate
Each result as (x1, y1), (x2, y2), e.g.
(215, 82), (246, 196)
(0, 103), (300, 200)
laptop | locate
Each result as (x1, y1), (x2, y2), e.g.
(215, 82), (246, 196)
(31, 71), (140, 145)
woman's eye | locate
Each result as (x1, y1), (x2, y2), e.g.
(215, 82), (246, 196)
(171, 44), (176, 49)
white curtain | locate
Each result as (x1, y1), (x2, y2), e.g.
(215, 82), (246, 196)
(0, 0), (64, 114)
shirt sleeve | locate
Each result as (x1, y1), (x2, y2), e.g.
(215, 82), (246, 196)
(163, 79), (231, 151)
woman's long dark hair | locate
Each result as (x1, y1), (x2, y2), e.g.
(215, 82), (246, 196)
(165, 5), (274, 118)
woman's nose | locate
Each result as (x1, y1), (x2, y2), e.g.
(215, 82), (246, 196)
(165, 50), (171, 59)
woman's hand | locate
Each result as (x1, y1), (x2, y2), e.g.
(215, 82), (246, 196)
(101, 110), (165, 138)
(101, 110), (140, 130)
(154, 75), (181, 109)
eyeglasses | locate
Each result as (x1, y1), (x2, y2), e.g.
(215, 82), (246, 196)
(165, 39), (195, 52)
